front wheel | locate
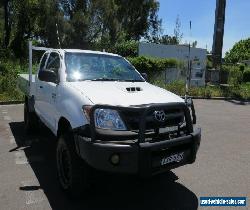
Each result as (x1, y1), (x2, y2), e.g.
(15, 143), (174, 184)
(56, 133), (90, 198)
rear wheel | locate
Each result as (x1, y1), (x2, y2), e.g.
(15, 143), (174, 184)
(24, 102), (39, 134)
(56, 132), (90, 198)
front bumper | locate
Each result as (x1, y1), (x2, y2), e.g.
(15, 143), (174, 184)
(76, 102), (201, 177)
(76, 127), (201, 177)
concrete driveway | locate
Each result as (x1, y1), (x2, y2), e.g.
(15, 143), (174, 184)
(0, 100), (249, 210)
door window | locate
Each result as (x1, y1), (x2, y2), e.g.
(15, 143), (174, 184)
(46, 52), (61, 82)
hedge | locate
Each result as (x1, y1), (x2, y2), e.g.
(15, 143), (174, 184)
(127, 56), (178, 80)
(243, 69), (250, 82)
(112, 40), (138, 57)
(229, 69), (243, 86)
(0, 62), (24, 100)
(93, 40), (138, 57)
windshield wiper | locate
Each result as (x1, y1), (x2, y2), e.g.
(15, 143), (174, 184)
(121, 79), (144, 82)
(86, 78), (144, 82)
(90, 78), (118, 81)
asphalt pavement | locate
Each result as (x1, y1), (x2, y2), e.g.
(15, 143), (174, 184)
(0, 100), (249, 210)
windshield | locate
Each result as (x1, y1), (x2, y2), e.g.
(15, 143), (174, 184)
(65, 52), (144, 82)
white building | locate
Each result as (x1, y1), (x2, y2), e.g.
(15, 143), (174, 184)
(138, 42), (207, 86)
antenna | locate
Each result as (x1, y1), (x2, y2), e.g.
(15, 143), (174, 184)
(56, 23), (61, 48)
(185, 21), (192, 103)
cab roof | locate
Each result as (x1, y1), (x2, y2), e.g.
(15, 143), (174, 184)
(49, 49), (121, 57)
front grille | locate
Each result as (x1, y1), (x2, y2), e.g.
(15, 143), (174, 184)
(119, 106), (188, 142)
(121, 108), (184, 131)
(89, 103), (193, 143)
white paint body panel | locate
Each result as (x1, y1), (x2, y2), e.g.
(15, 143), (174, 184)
(68, 81), (184, 106)
(18, 49), (184, 136)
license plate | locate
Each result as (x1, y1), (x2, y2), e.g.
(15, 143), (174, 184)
(160, 152), (185, 166)
(159, 126), (178, 133)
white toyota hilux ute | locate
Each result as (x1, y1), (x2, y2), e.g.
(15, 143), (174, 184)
(18, 47), (201, 197)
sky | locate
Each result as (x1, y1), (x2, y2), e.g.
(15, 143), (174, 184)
(158, 0), (250, 56)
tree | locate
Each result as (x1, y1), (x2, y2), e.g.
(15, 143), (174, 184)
(143, 0), (162, 43)
(35, 0), (64, 47)
(57, 0), (162, 48)
(173, 15), (183, 44)
(0, 5), (4, 47)
(192, 40), (197, 48)
(2, 0), (12, 48)
(159, 35), (178, 45)
(150, 15), (184, 45)
(1, 0), (163, 59)
(10, 0), (42, 58)
(58, 0), (93, 48)
(116, 0), (162, 41)
(225, 38), (250, 63)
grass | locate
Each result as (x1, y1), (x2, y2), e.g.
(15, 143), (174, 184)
(153, 80), (250, 100)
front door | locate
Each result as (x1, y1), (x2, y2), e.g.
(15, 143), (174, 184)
(35, 52), (48, 119)
(37, 52), (61, 132)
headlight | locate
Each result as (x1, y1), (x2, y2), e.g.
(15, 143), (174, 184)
(94, 109), (127, 130)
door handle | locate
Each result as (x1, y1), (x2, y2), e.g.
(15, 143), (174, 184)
(52, 93), (56, 99)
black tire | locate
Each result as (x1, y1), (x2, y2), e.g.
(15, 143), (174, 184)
(56, 132), (90, 198)
(24, 102), (39, 134)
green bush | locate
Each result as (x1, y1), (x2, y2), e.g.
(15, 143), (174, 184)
(222, 65), (244, 86)
(0, 49), (12, 61)
(228, 67), (243, 86)
(0, 61), (24, 101)
(239, 64), (245, 72)
(221, 65), (232, 72)
(127, 56), (178, 81)
(153, 80), (185, 96)
(243, 69), (250, 82)
(93, 40), (138, 57)
(225, 38), (250, 64)
(113, 40), (138, 57)
(165, 80), (186, 96)
(206, 59), (213, 69)
(152, 79), (250, 100)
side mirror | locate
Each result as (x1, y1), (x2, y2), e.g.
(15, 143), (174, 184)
(38, 70), (57, 83)
(141, 73), (148, 81)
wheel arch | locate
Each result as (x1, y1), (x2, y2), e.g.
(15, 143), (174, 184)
(57, 117), (72, 138)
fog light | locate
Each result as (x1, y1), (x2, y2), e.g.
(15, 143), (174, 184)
(110, 154), (120, 165)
